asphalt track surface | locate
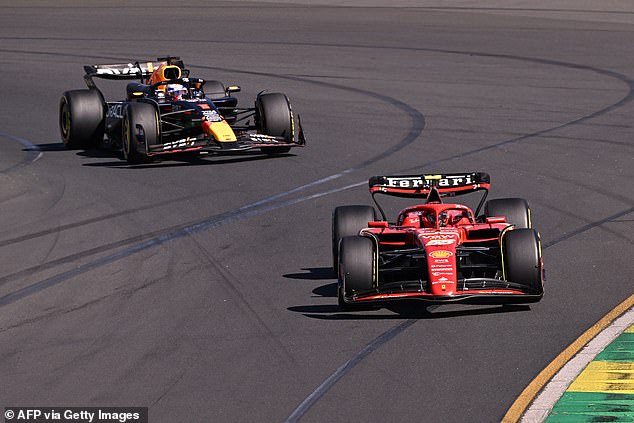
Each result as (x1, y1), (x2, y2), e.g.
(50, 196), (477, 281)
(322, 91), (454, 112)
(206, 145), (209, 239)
(0, 2), (633, 422)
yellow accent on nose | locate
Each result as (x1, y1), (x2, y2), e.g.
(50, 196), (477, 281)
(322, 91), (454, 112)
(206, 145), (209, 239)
(205, 120), (236, 142)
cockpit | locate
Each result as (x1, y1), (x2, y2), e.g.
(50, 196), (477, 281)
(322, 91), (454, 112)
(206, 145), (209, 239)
(398, 206), (474, 229)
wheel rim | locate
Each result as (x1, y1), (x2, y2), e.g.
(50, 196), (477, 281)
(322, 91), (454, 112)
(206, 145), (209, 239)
(122, 116), (131, 159)
(60, 100), (71, 139)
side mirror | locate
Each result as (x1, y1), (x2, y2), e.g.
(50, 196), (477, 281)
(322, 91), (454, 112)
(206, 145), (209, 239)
(127, 91), (144, 100)
(368, 221), (389, 228)
(485, 216), (506, 224)
(226, 85), (241, 94)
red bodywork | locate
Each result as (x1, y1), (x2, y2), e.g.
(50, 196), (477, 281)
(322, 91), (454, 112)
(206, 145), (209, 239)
(339, 172), (543, 305)
(357, 202), (525, 302)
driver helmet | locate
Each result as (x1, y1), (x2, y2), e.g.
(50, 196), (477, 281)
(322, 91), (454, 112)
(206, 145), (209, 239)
(424, 211), (436, 228)
(438, 211), (449, 227)
(166, 84), (187, 100)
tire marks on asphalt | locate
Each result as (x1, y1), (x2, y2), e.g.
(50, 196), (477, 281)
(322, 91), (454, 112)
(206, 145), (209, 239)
(0, 50), (425, 305)
(284, 318), (417, 423)
(1, 44), (633, 422)
(0, 131), (42, 172)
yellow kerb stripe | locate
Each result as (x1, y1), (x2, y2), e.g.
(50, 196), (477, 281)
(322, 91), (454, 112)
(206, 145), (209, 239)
(567, 361), (634, 394)
(501, 294), (634, 422)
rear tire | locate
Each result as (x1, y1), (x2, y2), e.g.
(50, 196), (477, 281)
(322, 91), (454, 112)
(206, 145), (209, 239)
(332, 205), (378, 271)
(502, 229), (543, 294)
(338, 236), (375, 308)
(122, 102), (159, 164)
(485, 198), (531, 228)
(59, 89), (105, 149)
(256, 92), (293, 154)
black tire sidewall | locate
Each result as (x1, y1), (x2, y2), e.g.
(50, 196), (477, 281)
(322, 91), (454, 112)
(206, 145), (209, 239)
(205, 80), (226, 99)
(502, 229), (543, 293)
(332, 205), (377, 271)
(256, 92), (293, 154)
(122, 102), (159, 164)
(339, 236), (375, 298)
(485, 198), (531, 229)
(59, 89), (105, 150)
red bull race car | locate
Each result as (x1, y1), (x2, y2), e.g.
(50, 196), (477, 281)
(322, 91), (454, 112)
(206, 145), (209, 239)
(59, 56), (305, 162)
(332, 172), (544, 309)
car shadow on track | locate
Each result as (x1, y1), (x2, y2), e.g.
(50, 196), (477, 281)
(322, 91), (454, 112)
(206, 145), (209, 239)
(283, 267), (337, 298)
(29, 142), (295, 169)
(285, 268), (532, 320)
(288, 302), (531, 320)
(284, 267), (335, 282)
(79, 150), (295, 169)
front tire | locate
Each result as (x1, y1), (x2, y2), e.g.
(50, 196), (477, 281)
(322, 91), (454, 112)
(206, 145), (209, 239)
(256, 92), (293, 154)
(205, 80), (226, 99)
(338, 236), (376, 308)
(122, 102), (159, 164)
(502, 229), (543, 294)
(59, 89), (105, 149)
(332, 205), (378, 271)
(485, 198), (531, 228)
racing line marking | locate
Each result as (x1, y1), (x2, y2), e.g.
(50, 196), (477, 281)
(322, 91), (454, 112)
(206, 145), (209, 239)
(0, 180), (366, 308)
(284, 318), (418, 423)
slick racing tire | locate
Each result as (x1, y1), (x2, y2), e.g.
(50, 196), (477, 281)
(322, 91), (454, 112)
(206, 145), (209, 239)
(485, 198), (531, 229)
(59, 89), (105, 149)
(205, 80), (226, 99)
(256, 92), (293, 154)
(338, 236), (375, 309)
(206, 81), (238, 124)
(332, 205), (378, 271)
(502, 229), (543, 295)
(122, 102), (159, 164)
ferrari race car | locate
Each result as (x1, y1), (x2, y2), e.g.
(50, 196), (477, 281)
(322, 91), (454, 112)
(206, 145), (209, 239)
(332, 172), (544, 309)
(59, 56), (305, 162)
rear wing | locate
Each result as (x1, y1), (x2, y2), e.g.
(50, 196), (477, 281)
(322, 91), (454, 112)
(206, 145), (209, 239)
(82, 56), (188, 87)
(84, 62), (160, 80)
(369, 172), (491, 220)
(369, 172), (490, 197)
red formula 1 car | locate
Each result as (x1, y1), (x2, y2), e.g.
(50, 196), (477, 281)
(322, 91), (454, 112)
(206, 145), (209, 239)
(332, 172), (544, 309)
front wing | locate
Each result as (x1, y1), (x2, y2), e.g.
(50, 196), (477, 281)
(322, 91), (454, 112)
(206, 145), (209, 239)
(146, 133), (304, 156)
(342, 277), (543, 306)
(145, 115), (306, 156)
